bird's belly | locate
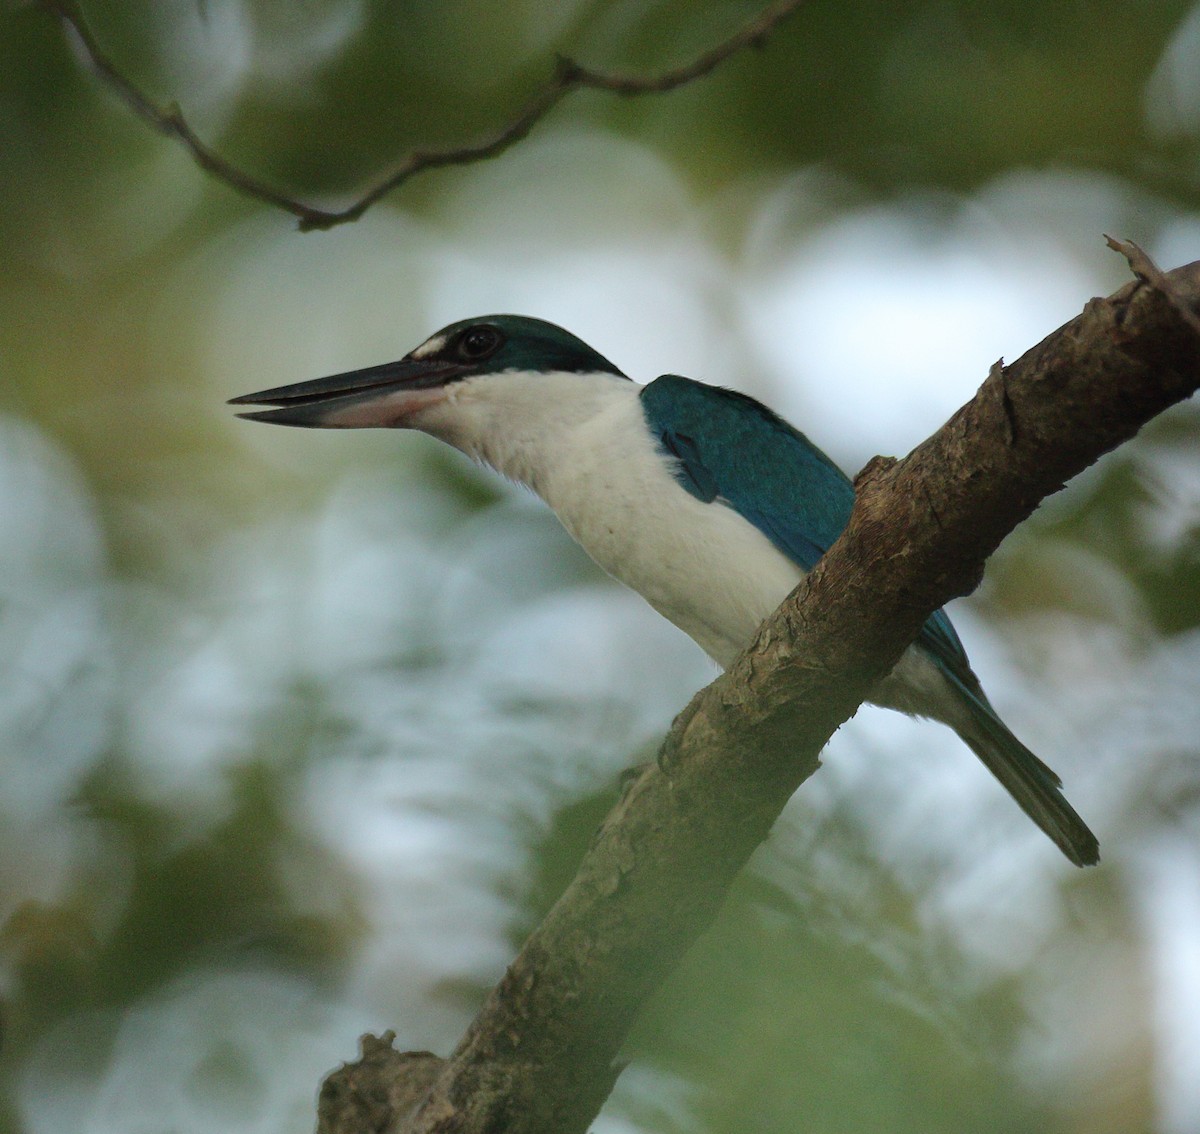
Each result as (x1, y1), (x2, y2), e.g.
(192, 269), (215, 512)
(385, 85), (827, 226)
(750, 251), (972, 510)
(548, 469), (962, 724)
(551, 479), (804, 668)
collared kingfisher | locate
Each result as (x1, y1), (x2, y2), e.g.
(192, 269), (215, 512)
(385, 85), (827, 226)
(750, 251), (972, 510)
(231, 315), (1099, 866)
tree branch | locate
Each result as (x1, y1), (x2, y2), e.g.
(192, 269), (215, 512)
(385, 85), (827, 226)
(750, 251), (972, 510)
(315, 247), (1200, 1134)
(39, 0), (808, 231)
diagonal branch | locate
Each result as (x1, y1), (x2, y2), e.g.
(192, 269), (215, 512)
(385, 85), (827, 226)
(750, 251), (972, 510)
(315, 245), (1200, 1134)
(40, 0), (808, 231)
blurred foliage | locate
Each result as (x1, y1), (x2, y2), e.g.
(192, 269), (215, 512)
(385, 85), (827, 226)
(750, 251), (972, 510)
(1, 1), (1199, 1133)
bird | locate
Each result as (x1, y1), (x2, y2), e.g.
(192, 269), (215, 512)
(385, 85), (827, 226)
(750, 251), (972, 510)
(231, 314), (1099, 866)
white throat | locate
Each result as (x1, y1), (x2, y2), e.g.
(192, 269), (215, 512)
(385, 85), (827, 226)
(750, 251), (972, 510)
(412, 369), (638, 496)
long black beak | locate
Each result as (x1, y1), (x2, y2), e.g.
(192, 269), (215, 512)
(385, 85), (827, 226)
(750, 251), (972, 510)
(229, 358), (467, 427)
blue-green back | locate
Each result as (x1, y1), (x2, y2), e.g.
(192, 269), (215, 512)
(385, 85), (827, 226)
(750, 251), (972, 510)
(639, 375), (969, 673)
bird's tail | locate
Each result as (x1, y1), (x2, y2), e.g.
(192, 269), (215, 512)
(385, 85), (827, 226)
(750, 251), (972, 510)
(950, 678), (1099, 867)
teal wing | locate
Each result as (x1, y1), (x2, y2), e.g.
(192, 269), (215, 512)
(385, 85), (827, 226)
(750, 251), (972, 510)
(639, 374), (969, 672)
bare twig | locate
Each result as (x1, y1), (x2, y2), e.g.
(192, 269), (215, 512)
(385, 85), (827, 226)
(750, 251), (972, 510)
(1106, 235), (1200, 338)
(41, 0), (807, 231)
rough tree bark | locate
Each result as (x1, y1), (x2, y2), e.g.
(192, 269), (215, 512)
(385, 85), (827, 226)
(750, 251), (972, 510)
(316, 250), (1200, 1134)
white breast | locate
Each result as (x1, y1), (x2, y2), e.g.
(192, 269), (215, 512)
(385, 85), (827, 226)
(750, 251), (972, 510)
(414, 370), (805, 666)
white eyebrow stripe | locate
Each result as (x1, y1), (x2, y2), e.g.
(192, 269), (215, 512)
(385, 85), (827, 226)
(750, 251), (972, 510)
(411, 333), (448, 359)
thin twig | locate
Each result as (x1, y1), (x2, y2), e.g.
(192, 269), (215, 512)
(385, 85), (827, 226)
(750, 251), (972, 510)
(1106, 235), (1200, 338)
(41, 0), (808, 231)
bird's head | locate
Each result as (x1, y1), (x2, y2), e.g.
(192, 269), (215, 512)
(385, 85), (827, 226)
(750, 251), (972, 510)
(229, 315), (627, 432)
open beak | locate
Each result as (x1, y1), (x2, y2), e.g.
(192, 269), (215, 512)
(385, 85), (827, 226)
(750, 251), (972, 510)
(229, 358), (466, 428)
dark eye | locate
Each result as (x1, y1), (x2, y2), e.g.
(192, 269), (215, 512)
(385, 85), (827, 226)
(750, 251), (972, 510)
(458, 325), (503, 361)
